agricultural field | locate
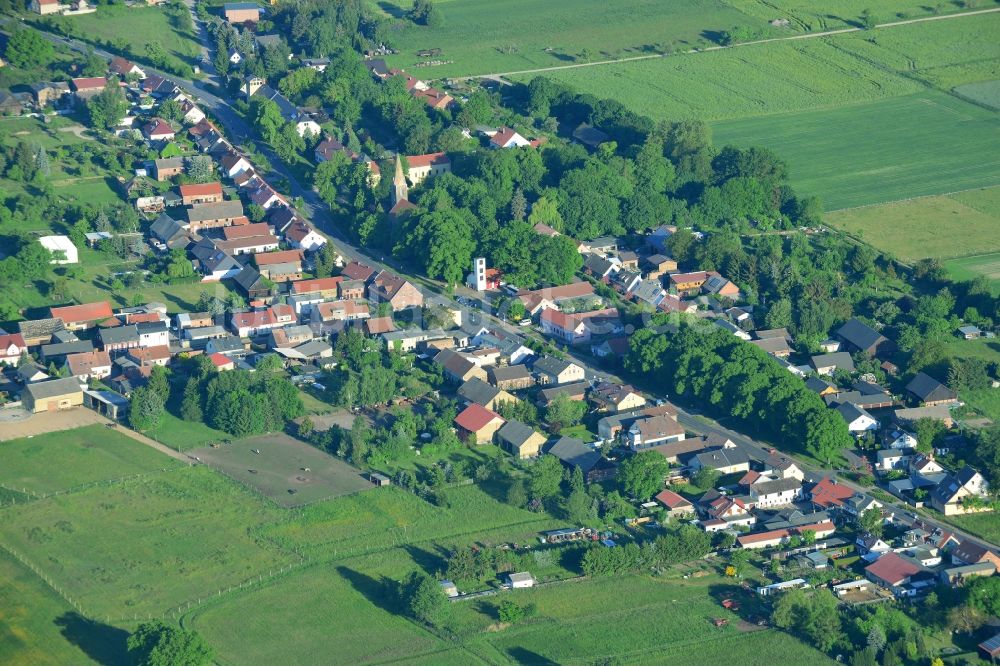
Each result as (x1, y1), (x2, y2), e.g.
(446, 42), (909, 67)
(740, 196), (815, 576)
(824, 186), (1000, 262)
(0, 466), (295, 618)
(189, 433), (373, 507)
(955, 80), (1000, 110)
(376, 0), (772, 78)
(0, 425), (181, 497)
(0, 550), (118, 666)
(713, 91), (1000, 210)
(727, 0), (987, 31)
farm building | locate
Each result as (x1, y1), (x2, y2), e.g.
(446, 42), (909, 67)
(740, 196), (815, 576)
(506, 572), (535, 589)
(22, 377), (84, 413)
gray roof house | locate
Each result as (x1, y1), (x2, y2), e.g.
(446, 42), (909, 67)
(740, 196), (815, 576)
(810, 352), (855, 375)
(457, 377), (502, 407)
(906, 372), (958, 406)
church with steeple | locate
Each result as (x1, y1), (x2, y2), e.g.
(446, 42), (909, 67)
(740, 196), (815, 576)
(388, 155), (416, 220)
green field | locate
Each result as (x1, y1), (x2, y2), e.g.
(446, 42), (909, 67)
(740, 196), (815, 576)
(143, 410), (230, 452)
(825, 186), (1000, 261)
(0, 549), (116, 666)
(0, 466), (294, 618)
(728, 0), (988, 31)
(0, 425), (181, 496)
(713, 92), (1000, 210)
(377, 0), (770, 78)
(941, 512), (1000, 547)
(261, 483), (561, 558)
(946, 253), (1000, 288)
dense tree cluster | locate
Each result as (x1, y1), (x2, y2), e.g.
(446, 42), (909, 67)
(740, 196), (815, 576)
(626, 321), (851, 462)
(127, 621), (214, 666)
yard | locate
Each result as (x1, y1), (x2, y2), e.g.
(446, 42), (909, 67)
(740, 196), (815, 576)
(143, 410), (231, 452)
(825, 186), (1000, 262)
(0, 425), (181, 496)
(0, 466), (295, 618)
(189, 432), (373, 507)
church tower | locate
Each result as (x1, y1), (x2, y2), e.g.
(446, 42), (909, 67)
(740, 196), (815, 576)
(392, 155), (409, 207)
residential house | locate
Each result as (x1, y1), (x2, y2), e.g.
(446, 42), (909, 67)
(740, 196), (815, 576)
(220, 152), (253, 180)
(906, 372), (958, 406)
(189, 239), (241, 281)
(894, 405), (955, 428)
(715, 319), (752, 341)
(836, 318), (895, 357)
(958, 325), (982, 340)
(655, 489), (696, 519)
(205, 336), (246, 357)
(454, 403), (505, 444)
(809, 477), (856, 509)
(339, 279), (366, 300)
(533, 356), (585, 385)
(487, 365), (535, 391)
(435, 349), (487, 384)
(40, 340), (94, 363)
(367, 271), (423, 311)
(98, 325), (140, 352)
(631, 279), (667, 308)
(537, 381), (589, 407)
(217, 224), (279, 256)
(941, 562), (997, 586)
(690, 447), (750, 474)
(590, 383), (646, 413)
(208, 352), (235, 371)
(31, 0), (62, 15)
(810, 352), (855, 376)
(497, 420), (546, 459)
(596, 404), (678, 442)
(0, 332), (27, 365)
(624, 414), (685, 451)
(64, 350), (112, 380)
(29, 81), (70, 109)
(311, 300), (369, 326)
(930, 466), (990, 515)
(108, 56), (145, 79)
(702, 273), (740, 299)
(126, 346), (171, 367)
(183, 326), (227, 349)
(642, 254), (677, 279)
(457, 377), (516, 411)
(285, 221), (326, 252)
(583, 254), (619, 280)
(149, 213), (190, 250)
(701, 496), (756, 532)
(185, 200), (246, 232)
(750, 336), (793, 358)
(143, 118), (175, 142)
(669, 271), (711, 293)
(137, 321), (169, 348)
(591, 337), (630, 360)
(856, 534), (892, 557)
(749, 477), (803, 508)
(254, 249), (304, 282)
(950, 540), (1000, 569)
(22, 377), (83, 413)
(49, 301), (114, 331)
(230, 305), (294, 338)
(179, 182), (223, 205)
(489, 127), (531, 149)
(292, 276), (343, 299)
(547, 436), (616, 483)
(838, 403), (879, 435)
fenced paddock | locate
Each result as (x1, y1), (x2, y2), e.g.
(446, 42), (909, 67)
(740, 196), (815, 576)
(189, 433), (372, 507)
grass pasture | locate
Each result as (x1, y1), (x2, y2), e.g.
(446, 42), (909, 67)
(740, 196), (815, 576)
(262, 483), (562, 558)
(0, 549), (119, 666)
(0, 425), (181, 497)
(727, 0), (986, 31)
(0, 466), (294, 618)
(377, 0), (769, 78)
(713, 92), (1000, 210)
(824, 186), (1000, 262)
(190, 433), (372, 507)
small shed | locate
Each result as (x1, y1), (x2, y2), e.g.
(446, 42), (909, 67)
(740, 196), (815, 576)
(979, 633), (1000, 662)
(506, 572), (535, 589)
(369, 472), (391, 487)
(439, 579), (458, 598)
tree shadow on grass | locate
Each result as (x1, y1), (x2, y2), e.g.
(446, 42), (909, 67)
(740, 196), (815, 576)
(336, 565), (402, 615)
(54, 612), (130, 666)
(506, 647), (559, 665)
(402, 543), (449, 577)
